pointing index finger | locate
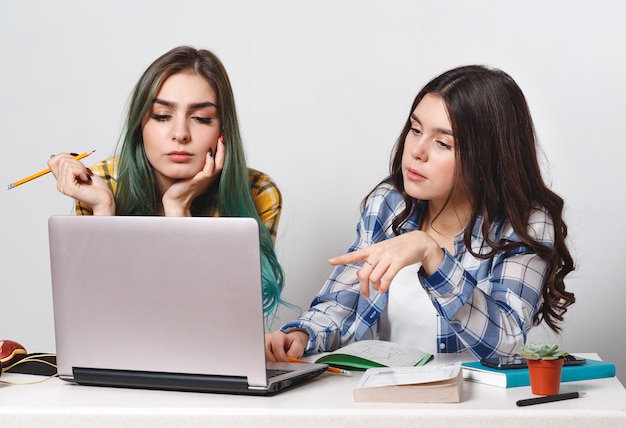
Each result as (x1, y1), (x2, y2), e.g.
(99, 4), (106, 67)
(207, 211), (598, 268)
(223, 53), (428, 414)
(329, 249), (367, 266)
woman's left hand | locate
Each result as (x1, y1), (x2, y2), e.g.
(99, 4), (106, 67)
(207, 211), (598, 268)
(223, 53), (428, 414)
(161, 138), (225, 216)
(329, 231), (444, 298)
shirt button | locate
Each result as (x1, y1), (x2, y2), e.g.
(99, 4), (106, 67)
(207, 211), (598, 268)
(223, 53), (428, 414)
(439, 343), (446, 350)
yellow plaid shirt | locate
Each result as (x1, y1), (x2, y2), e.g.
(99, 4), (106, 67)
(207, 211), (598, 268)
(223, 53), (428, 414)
(76, 157), (282, 242)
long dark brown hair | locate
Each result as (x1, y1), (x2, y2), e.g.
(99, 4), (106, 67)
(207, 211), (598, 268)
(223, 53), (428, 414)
(380, 65), (575, 332)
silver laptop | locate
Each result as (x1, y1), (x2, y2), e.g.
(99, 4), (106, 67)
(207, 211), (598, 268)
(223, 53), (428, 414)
(48, 215), (326, 395)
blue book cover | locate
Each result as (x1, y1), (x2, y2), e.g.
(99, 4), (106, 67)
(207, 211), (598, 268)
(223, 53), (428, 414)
(461, 359), (616, 388)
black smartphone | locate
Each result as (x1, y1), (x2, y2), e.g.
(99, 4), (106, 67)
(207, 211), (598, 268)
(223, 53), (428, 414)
(480, 354), (586, 370)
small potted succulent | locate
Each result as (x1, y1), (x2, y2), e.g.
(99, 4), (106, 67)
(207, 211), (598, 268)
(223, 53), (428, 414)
(517, 343), (569, 395)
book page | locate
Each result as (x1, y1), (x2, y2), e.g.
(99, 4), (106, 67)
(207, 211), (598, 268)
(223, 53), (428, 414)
(329, 340), (431, 366)
(357, 363), (461, 388)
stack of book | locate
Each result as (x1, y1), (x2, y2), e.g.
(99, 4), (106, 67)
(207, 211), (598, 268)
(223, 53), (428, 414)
(307, 340), (463, 403)
(461, 358), (616, 388)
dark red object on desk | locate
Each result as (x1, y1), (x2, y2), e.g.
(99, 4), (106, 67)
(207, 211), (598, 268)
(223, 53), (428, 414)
(1, 340), (28, 373)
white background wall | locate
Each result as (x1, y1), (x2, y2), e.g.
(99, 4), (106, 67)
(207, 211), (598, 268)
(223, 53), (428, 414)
(1, 0), (624, 381)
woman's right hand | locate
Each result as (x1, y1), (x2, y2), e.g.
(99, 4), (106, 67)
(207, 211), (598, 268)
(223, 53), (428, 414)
(264, 330), (309, 362)
(48, 153), (115, 215)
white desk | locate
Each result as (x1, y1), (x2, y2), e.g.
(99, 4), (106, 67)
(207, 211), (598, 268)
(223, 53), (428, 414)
(1, 353), (625, 428)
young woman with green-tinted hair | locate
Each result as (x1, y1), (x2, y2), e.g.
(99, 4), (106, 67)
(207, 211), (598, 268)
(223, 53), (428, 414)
(48, 46), (286, 318)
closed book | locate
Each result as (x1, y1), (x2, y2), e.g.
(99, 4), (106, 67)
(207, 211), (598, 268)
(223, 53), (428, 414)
(315, 340), (433, 371)
(462, 358), (616, 388)
(354, 362), (463, 403)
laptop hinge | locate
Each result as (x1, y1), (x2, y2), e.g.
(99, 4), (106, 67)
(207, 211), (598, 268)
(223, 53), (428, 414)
(73, 367), (253, 394)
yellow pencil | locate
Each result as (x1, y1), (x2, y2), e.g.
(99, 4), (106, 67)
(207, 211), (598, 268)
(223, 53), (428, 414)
(7, 150), (96, 190)
(288, 357), (352, 377)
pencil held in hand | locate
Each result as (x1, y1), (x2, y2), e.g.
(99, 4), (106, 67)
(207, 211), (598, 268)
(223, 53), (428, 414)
(288, 357), (352, 377)
(7, 150), (95, 190)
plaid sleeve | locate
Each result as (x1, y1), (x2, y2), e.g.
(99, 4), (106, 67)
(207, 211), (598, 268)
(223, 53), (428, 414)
(281, 181), (408, 354)
(75, 157), (118, 215)
(248, 169), (282, 243)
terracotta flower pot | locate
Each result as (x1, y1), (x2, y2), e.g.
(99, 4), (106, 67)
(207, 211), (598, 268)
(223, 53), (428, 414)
(526, 357), (564, 395)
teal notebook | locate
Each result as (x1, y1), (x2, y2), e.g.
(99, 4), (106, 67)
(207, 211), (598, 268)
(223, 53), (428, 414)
(461, 359), (616, 388)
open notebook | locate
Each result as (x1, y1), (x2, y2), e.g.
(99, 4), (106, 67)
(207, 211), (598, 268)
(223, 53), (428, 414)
(48, 215), (326, 395)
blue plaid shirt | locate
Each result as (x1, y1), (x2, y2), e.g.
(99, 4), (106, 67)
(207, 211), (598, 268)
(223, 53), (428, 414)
(282, 180), (553, 360)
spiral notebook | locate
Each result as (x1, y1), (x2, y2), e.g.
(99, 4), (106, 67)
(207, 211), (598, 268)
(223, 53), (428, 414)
(48, 215), (326, 395)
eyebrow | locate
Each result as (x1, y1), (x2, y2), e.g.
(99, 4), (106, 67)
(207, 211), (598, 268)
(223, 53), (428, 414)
(153, 98), (218, 110)
(410, 113), (454, 136)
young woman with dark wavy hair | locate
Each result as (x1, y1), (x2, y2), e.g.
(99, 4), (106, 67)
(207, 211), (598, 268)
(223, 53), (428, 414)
(266, 65), (575, 360)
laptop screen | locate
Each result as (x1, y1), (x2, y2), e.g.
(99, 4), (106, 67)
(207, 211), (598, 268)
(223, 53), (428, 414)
(49, 216), (270, 389)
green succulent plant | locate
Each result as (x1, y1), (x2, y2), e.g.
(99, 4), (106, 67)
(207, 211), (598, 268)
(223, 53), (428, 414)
(517, 343), (569, 360)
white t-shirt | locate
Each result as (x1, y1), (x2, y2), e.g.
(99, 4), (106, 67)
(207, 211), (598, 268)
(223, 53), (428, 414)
(379, 263), (438, 354)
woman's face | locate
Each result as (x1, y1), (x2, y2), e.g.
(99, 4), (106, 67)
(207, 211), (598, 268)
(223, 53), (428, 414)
(142, 71), (221, 191)
(401, 93), (459, 206)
